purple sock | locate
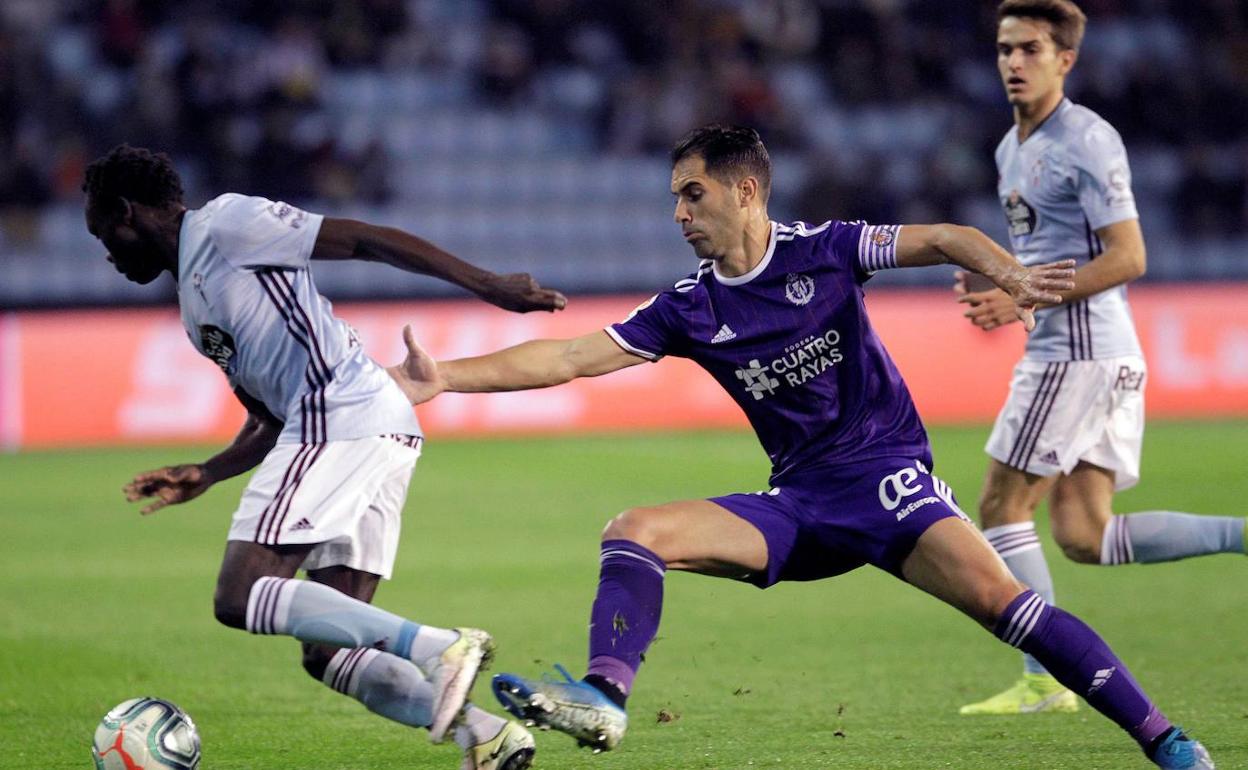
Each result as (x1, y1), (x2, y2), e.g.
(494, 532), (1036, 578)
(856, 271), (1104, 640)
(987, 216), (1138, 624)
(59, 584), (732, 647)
(585, 539), (666, 698)
(995, 590), (1172, 750)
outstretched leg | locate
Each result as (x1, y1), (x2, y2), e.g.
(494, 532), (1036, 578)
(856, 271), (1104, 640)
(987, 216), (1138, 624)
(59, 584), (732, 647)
(213, 541), (493, 743)
(493, 499), (768, 752)
(904, 517), (1213, 769)
(1050, 463), (1246, 565)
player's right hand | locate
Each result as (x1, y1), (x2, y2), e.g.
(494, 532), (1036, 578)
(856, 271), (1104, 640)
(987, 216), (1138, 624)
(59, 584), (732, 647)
(386, 325), (446, 406)
(123, 464), (213, 515)
(479, 272), (568, 313)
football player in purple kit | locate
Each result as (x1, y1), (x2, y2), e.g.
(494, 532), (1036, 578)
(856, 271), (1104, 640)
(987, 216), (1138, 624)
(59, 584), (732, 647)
(387, 125), (1213, 768)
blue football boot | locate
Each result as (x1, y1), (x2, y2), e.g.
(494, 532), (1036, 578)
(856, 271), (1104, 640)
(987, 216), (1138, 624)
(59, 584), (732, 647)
(1150, 727), (1215, 769)
(492, 664), (627, 752)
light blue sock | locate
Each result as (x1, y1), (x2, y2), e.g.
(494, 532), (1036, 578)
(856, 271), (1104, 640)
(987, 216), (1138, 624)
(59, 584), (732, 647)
(984, 522), (1054, 677)
(245, 577), (459, 670)
(1100, 512), (1247, 565)
(323, 648), (506, 748)
(324, 647), (435, 727)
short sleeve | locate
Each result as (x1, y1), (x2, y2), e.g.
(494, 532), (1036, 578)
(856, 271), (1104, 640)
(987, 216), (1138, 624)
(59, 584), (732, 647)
(824, 220), (901, 283)
(605, 292), (683, 361)
(207, 194), (324, 270)
(1072, 122), (1138, 231)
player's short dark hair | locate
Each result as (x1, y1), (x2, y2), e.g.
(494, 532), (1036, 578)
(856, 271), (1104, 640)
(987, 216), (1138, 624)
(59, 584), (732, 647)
(997, 0), (1087, 52)
(671, 124), (772, 201)
(82, 144), (184, 217)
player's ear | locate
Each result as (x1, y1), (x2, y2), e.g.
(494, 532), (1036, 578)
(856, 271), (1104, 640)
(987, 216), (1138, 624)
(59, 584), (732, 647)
(1057, 48), (1077, 76)
(118, 197), (135, 225)
(739, 177), (758, 207)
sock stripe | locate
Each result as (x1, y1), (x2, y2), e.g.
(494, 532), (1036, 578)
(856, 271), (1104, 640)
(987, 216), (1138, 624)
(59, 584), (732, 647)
(984, 523), (1041, 558)
(324, 648), (355, 692)
(334, 648), (370, 695)
(601, 548), (666, 577)
(1003, 592), (1046, 647)
(247, 576), (287, 634)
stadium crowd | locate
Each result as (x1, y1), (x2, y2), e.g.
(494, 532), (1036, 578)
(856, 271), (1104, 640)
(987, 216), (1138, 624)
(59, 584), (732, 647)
(1, 0), (1245, 304)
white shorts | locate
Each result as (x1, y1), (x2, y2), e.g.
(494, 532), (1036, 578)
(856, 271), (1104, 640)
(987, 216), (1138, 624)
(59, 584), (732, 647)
(985, 356), (1145, 491)
(227, 434), (422, 579)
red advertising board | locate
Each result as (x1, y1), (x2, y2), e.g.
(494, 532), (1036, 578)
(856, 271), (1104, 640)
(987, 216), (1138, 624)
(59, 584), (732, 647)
(3, 285), (1245, 450)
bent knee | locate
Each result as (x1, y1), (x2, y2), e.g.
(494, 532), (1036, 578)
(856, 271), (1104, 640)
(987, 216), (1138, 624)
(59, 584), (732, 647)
(213, 580), (253, 630)
(601, 507), (667, 551)
(301, 644), (335, 681)
(1054, 535), (1101, 564)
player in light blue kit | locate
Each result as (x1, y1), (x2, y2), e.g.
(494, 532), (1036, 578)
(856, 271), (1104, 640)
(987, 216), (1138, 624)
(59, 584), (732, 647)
(83, 144), (565, 770)
(956, 0), (1245, 721)
(389, 125), (1214, 768)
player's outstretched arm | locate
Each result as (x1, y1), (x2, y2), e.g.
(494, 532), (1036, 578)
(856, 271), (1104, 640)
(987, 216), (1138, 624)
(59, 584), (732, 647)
(311, 218), (567, 313)
(952, 219), (1145, 331)
(124, 397), (281, 515)
(388, 326), (645, 406)
(895, 224), (1075, 331)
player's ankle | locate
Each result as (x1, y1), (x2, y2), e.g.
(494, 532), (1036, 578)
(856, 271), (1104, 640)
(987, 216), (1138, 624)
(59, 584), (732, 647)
(583, 674), (628, 709)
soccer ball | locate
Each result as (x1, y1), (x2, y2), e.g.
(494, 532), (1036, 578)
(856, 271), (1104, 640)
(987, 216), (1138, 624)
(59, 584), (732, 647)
(91, 697), (201, 769)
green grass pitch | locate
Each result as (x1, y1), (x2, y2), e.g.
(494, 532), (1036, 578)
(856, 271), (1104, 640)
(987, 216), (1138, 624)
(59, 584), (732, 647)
(2, 421), (1245, 769)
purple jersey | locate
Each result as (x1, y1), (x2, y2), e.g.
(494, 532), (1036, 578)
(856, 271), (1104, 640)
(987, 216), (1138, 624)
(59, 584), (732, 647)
(606, 220), (930, 482)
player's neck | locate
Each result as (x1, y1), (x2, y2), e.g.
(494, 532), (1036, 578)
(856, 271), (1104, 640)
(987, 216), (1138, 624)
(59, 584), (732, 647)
(1014, 89), (1065, 142)
(718, 216), (772, 278)
(155, 207), (188, 278)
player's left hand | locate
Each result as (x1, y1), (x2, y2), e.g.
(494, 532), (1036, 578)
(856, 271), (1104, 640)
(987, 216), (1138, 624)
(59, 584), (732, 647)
(479, 273), (568, 313)
(958, 287), (1021, 331)
(123, 464), (213, 515)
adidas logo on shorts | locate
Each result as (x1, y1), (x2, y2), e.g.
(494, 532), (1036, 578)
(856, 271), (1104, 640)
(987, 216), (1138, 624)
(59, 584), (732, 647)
(1037, 450), (1059, 465)
(289, 518), (314, 532)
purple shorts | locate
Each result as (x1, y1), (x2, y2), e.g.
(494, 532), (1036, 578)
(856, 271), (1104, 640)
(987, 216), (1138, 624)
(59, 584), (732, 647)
(712, 457), (971, 588)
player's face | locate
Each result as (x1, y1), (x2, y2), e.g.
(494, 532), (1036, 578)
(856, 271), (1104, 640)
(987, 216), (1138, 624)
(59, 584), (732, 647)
(85, 199), (165, 284)
(996, 16), (1075, 108)
(671, 155), (747, 260)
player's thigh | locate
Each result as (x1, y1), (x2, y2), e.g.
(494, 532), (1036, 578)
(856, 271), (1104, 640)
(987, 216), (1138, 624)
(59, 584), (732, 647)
(213, 540), (312, 628)
(604, 499), (769, 576)
(901, 517), (1025, 629)
(977, 458), (1057, 527)
(1048, 461), (1116, 563)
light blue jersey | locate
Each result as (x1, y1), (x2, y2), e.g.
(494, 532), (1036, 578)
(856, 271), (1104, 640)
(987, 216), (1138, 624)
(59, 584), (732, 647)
(996, 98), (1142, 361)
(177, 194), (420, 444)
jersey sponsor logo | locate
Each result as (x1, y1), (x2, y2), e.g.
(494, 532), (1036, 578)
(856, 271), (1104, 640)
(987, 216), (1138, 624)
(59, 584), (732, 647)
(198, 325), (238, 376)
(1106, 166), (1133, 207)
(711, 324), (737, 343)
(734, 359), (780, 400)
(732, 328), (845, 400)
(267, 201), (309, 229)
(1003, 190), (1036, 237)
(784, 273), (815, 306)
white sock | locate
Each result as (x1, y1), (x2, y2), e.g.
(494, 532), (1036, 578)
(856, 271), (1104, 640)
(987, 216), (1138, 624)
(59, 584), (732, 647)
(1102, 512), (1247, 565)
(246, 577), (459, 670)
(452, 705), (509, 750)
(323, 647), (434, 727)
(983, 522), (1055, 677)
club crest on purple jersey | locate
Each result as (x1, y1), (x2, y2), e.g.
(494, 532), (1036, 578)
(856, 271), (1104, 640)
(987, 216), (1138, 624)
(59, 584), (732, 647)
(784, 273), (815, 306)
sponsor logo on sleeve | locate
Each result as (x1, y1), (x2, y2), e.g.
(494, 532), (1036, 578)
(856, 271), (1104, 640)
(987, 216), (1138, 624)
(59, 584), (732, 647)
(198, 325), (238, 376)
(267, 201), (309, 229)
(623, 294), (657, 323)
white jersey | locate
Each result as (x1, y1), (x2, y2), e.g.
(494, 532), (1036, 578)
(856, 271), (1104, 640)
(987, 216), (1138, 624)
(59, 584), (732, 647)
(996, 98), (1142, 361)
(177, 193), (420, 444)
